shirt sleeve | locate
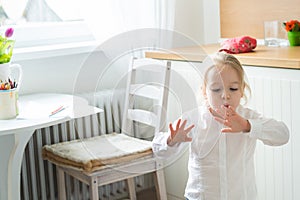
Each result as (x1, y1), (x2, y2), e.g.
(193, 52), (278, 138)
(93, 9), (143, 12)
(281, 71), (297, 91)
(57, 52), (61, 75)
(152, 131), (185, 158)
(152, 116), (194, 159)
(247, 111), (290, 146)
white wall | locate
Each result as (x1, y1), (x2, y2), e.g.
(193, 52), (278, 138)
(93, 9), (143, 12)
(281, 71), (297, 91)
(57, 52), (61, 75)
(15, 50), (125, 95)
(15, 47), (132, 95)
(173, 0), (220, 45)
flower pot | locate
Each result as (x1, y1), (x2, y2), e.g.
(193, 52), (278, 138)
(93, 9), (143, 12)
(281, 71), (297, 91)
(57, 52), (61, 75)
(288, 31), (300, 46)
(0, 39), (14, 64)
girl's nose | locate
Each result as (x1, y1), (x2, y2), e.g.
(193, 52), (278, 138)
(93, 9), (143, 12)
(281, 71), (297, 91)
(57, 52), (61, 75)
(222, 91), (230, 99)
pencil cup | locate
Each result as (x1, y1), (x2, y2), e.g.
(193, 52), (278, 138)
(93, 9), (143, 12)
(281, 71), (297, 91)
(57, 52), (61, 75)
(0, 89), (18, 119)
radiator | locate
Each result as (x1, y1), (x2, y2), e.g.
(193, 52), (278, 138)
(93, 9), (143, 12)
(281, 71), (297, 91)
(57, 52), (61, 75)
(248, 76), (300, 200)
(20, 90), (154, 200)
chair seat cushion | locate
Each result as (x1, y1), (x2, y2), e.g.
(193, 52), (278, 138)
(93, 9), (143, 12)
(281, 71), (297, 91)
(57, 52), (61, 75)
(42, 133), (153, 172)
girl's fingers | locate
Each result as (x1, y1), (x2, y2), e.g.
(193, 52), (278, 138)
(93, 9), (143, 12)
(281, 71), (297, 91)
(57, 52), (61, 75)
(170, 119), (194, 135)
(176, 119), (181, 130)
(215, 117), (232, 127)
(221, 105), (236, 117)
(209, 107), (224, 119)
(209, 107), (218, 116)
(180, 119), (187, 129)
(216, 108), (227, 119)
(223, 119), (232, 127)
(169, 123), (174, 133)
(214, 116), (226, 124)
(228, 106), (235, 114)
(185, 124), (195, 133)
(184, 127), (194, 142)
(221, 128), (233, 133)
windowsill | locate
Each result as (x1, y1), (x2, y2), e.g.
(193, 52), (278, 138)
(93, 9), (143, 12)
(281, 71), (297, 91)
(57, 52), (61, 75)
(8, 21), (103, 61)
(12, 41), (100, 61)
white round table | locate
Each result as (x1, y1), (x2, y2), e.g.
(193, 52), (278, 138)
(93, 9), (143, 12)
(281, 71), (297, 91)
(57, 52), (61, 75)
(0, 93), (102, 200)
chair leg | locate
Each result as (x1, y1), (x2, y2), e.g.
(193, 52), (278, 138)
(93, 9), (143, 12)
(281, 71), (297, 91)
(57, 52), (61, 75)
(126, 177), (137, 200)
(154, 169), (167, 200)
(56, 167), (66, 200)
(89, 176), (99, 200)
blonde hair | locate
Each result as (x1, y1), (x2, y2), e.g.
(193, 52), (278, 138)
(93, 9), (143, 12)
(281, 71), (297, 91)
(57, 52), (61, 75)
(202, 52), (251, 103)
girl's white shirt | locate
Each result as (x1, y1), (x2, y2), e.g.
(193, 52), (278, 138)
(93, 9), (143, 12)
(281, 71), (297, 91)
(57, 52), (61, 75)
(152, 105), (289, 200)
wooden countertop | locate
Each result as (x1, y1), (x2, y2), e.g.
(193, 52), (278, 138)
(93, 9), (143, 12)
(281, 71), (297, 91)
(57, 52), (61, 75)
(145, 44), (300, 69)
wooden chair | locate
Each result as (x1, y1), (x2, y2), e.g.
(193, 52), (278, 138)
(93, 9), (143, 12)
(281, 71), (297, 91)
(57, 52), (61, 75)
(42, 57), (171, 200)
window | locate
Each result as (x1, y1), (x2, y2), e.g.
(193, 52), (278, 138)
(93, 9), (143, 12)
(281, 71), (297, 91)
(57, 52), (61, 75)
(0, 0), (175, 60)
(0, 0), (82, 23)
(0, 0), (96, 60)
(0, 0), (94, 47)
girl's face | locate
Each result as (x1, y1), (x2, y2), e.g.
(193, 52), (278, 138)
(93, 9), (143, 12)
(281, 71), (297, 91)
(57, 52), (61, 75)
(204, 65), (243, 111)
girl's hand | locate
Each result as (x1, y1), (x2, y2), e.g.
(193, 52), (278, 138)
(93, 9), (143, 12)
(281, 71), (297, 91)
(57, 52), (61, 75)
(209, 105), (251, 133)
(167, 119), (194, 146)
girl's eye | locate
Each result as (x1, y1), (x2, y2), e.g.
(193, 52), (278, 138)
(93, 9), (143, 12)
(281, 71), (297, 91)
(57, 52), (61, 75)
(211, 88), (221, 92)
(230, 88), (239, 91)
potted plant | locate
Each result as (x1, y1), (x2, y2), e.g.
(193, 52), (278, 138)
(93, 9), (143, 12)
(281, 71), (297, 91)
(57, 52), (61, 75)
(0, 27), (14, 64)
(283, 20), (300, 46)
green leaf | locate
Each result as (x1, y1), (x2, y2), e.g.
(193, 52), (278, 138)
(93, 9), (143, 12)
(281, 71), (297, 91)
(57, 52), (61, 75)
(294, 23), (300, 32)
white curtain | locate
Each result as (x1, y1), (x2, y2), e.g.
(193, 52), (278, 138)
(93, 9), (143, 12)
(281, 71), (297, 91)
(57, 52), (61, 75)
(1, 0), (29, 22)
(81, 0), (176, 45)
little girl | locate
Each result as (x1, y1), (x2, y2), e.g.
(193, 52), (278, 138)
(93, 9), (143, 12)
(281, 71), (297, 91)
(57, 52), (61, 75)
(152, 52), (289, 200)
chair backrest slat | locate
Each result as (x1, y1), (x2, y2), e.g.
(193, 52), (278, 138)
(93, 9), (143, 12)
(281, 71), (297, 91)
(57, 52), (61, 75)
(121, 58), (171, 137)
